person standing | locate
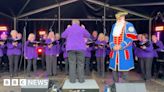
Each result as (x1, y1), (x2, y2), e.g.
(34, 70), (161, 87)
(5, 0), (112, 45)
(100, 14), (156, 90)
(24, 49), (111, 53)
(41, 33), (48, 70)
(105, 36), (110, 72)
(45, 31), (60, 76)
(109, 12), (137, 82)
(7, 30), (22, 77)
(151, 35), (164, 77)
(0, 33), (7, 77)
(139, 33), (154, 81)
(133, 34), (143, 73)
(55, 33), (63, 71)
(84, 38), (92, 76)
(62, 19), (90, 83)
(90, 31), (98, 72)
(24, 33), (38, 77)
(61, 42), (68, 75)
(95, 33), (106, 77)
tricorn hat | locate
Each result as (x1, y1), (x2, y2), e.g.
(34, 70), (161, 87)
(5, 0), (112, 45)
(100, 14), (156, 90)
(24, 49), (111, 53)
(115, 11), (128, 19)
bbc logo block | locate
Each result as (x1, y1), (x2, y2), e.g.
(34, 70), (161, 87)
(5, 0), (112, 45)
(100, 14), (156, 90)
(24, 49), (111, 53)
(3, 79), (48, 87)
(3, 79), (10, 86)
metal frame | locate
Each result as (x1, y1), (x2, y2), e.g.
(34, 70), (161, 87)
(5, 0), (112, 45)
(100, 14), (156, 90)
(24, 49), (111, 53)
(149, 18), (152, 40)
(85, 0), (151, 19)
(0, 12), (13, 19)
(13, 17), (17, 30)
(18, 0), (78, 18)
(103, 2), (106, 34)
(14, 0), (153, 37)
(18, 0), (31, 16)
(58, 2), (61, 34)
(17, 18), (148, 21)
(114, 2), (164, 7)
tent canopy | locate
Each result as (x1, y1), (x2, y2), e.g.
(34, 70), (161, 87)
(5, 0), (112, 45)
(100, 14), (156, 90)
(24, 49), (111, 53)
(0, 0), (163, 38)
(0, 0), (163, 19)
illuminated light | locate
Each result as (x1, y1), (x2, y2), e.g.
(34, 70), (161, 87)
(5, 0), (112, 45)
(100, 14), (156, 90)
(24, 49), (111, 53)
(2, 32), (6, 34)
(37, 48), (43, 53)
(155, 26), (164, 32)
(39, 29), (46, 35)
(157, 32), (160, 40)
(39, 31), (46, 35)
(0, 26), (7, 31)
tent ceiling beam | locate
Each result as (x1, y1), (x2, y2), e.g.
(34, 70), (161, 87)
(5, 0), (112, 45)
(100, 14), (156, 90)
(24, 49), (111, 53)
(0, 12), (13, 19)
(17, 18), (148, 21)
(114, 2), (164, 7)
(18, 0), (78, 18)
(86, 0), (151, 19)
(18, 0), (31, 16)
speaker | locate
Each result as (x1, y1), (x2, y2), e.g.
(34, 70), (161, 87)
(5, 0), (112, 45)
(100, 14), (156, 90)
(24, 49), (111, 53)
(62, 79), (99, 92)
(110, 83), (147, 92)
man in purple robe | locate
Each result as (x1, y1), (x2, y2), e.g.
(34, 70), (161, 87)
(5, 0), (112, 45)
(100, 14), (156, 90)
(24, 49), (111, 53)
(62, 19), (90, 83)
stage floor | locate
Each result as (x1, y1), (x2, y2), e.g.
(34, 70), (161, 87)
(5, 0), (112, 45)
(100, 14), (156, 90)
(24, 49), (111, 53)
(0, 70), (163, 92)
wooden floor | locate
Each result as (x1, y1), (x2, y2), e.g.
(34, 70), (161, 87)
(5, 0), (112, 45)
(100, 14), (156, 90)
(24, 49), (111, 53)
(0, 70), (164, 92)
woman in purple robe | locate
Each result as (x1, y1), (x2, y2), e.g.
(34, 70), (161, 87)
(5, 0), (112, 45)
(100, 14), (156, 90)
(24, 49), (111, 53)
(24, 33), (38, 77)
(95, 33), (106, 77)
(7, 30), (22, 77)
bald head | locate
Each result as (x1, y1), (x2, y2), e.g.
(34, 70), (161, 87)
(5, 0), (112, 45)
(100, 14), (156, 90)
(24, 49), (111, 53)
(72, 19), (80, 25)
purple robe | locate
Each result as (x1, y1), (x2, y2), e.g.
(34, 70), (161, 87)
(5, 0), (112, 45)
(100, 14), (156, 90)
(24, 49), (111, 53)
(95, 40), (106, 58)
(61, 24), (90, 51)
(7, 38), (22, 56)
(139, 41), (154, 58)
(90, 35), (97, 41)
(45, 39), (60, 56)
(24, 41), (38, 59)
(85, 47), (92, 58)
(153, 41), (164, 57)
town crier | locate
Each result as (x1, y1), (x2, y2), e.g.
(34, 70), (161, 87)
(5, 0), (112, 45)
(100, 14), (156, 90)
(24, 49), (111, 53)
(109, 12), (137, 82)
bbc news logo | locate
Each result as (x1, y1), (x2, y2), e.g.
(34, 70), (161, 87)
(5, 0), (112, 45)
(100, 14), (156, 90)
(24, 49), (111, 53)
(3, 79), (48, 86)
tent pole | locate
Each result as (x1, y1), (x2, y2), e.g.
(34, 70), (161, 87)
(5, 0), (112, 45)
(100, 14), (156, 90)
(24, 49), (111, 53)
(149, 18), (152, 40)
(14, 17), (17, 30)
(58, 2), (61, 34)
(103, 4), (106, 35)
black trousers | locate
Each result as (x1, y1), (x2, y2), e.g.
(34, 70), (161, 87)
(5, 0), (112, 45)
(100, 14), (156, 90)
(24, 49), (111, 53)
(64, 58), (69, 75)
(85, 57), (90, 76)
(68, 50), (85, 83)
(140, 58), (153, 80)
(96, 57), (105, 77)
(90, 51), (97, 71)
(8, 55), (20, 76)
(41, 53), (46, 70)
(151, 57), (160, 77)
(112, 70), (129, 82)
(105, 55), (110, 72)
(46, 55), (57, 76)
